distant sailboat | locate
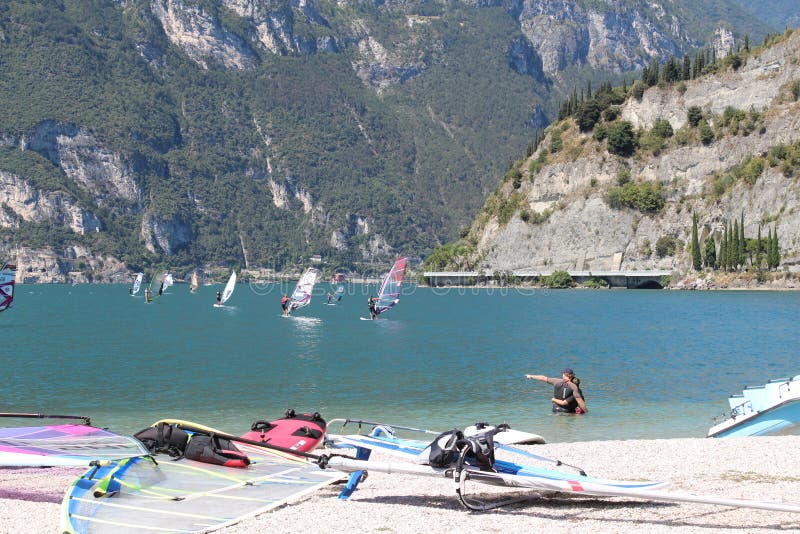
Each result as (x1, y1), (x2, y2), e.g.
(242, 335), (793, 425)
(214, 271), (237, 307)
(129, 272), (143, 296)
(0, 263), (16, 313)
(287, 268), (320, 315)
(190, 271), (199, 293)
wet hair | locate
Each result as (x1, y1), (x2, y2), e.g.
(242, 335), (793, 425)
(572, 377), (581, 386)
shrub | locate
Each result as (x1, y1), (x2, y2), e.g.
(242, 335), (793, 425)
(655, 235), (679, 257)
(607, 121), (636, 157)
(698, 119), (714, 145)
(792, 80), (800, 101)
(592, 122), (608, 141)
(687, 106), (703, 127)
(607, 181), (665, 213)
(550, 132), (563, 153)
(616, 167), (631, 185)
(582, 277), (609, 288)
(542, 270), (574, 288)
(603, 106), (620, 122)
(651, 118), (674, 138)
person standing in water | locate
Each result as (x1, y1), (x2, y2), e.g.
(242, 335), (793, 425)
(526, 368), (588, 414)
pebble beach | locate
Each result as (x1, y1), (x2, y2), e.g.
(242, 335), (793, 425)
(3, 435), (800, 533)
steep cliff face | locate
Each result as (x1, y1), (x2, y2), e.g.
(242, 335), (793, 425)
(516, 0), (689, 75)
(473, 31), (800, 275)
(0, 0), (781, 282)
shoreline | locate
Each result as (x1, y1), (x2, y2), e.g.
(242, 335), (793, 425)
(4, 436), (800, 532)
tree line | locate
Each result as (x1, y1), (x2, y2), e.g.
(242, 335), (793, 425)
(691, 212), (781, 272)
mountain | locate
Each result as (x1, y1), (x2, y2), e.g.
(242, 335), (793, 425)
(443, 29), (800, 284)
(0, 0), (778, 281)
(731, 1), (800, 31)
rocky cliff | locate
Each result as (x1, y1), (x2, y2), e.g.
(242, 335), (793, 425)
(0, 0), (788, 282)
(470, 31), (800, 279)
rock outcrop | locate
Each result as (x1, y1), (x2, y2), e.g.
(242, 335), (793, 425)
(472, 31), (800, 276)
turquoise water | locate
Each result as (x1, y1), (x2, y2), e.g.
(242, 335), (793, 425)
(2, 284), (798, 443)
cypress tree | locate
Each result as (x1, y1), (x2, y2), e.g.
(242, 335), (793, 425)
(739, 212), (746, 267)
(703, 235), (717, 268)
(720, 223), (728, 271)
(774, 227), (781, 269)
(691, 213), (702, 270)
(682, 55), (691, 80)
(732, 219), (739, 270)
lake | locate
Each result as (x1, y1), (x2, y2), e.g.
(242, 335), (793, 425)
(2, 283), (798, 443)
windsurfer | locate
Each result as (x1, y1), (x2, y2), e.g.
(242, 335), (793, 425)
(281, 294), (290, 316)
(368, 295), (377, 320)
(158, 281), (165, 296)
(216, 290), (222, 306)
(145, 287), (151, 303)
(327, 291), (333, 304)
(526, 368), (588, 414)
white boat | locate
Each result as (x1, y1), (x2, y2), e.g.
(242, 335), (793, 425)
(708, 375), (800, 437)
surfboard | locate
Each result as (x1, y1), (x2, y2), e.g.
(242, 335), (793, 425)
(359, 317), (374, 321)
(61, 420), (341, 533)
(240, 411), (326, 453)
(464, 423), (546, 445)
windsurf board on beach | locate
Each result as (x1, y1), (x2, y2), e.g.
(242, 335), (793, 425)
(61, 419), (340, 534)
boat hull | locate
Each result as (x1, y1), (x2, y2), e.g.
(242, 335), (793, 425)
(709, 398), (800, 437)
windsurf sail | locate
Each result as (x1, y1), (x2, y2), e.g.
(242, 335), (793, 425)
(190, 271), (199, 292)
(163, 273), (174, 290)
(61, 420), (341, 533)
(289, 267), (320, 312)
(0, 263), (16, 312)
(375, 257), (407, 315)
(325, 422), (800, 514)
(147, 270), (169, 301)
(0, 414), (148, 467)
(130, 272), (143, 296)
(220, 270), (237, 304)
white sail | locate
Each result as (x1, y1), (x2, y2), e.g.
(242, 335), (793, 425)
(163, 274), (174, 288)
(221, 271), (237, 304)
(131, 273), (143, 295)
(289, 268), (320, 311)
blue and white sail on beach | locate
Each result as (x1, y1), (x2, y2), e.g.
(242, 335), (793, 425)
(708, 375), (800, 437)
(61, 421), (340, 533)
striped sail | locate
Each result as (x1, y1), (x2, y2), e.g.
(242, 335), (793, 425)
(375, 258), (407, 315)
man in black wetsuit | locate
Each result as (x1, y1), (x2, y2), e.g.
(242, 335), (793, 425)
(525, 368), (588, 414)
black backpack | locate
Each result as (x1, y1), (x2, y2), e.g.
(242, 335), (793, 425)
(134, 422), (189, 457)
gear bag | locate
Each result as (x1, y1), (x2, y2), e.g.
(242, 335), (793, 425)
(418, 429), (464, 468)
(134, 422), (189, 457)
(183, 434), (251, 468)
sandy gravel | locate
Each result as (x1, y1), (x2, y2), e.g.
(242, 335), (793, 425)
(3, 436), (800, 533)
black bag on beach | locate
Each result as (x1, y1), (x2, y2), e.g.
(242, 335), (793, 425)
(134, 422), (189, 457)
(422, 429), (464, 468)
(183, 434), (251, 468)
